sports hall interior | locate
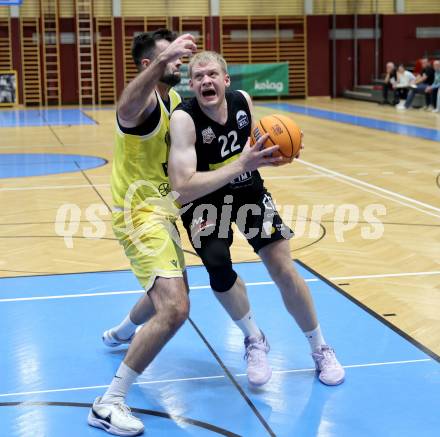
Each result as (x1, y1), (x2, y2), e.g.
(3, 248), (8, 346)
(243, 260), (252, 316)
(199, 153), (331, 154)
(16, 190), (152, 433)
(0, 1), (439, 436)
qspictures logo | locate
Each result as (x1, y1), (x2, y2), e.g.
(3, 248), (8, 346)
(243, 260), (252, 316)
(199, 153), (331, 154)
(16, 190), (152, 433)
(54, 179), (387, 256)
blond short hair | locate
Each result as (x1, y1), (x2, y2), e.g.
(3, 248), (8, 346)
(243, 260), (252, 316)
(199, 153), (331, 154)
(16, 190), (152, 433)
(188, 51), (228, 77)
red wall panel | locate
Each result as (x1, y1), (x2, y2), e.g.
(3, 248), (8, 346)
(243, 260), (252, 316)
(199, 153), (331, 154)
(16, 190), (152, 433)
(358, 39), (375, 85)
(59, 18), (78, 104)
(114, 17), (124, 100)
(382, 14), (440, 68)
(336, 39), (354, 93)
(205, 16), (220, 52)
(9, 13), (440, 103)
(356, 15), (377, 86)
(306, 13), (440, 96)
(10, 18), (23, 104)
(306, 15), (331, 96)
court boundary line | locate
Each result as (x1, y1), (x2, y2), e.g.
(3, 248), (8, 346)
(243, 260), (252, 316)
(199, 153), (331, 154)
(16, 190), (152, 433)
(80, 109), (100, 125)
(0, 154), (109, 184)
(295, 259), (440, 364)
(0, 358), (431, 398)
(0, 108), (98, 128)
(258, 102), (440, 141)
(0, 174), (326, 192)
(2, 270), (440, 303)
(0, 401), (239, 437)
(298, 159), (440, 219)
(257, 101), (439, 131)
(74, 161), (112, 212)
(188, 317), (276, 437)
(1, 261), (439, 281)
(300, 158), (440, 212)
(0, 183), (111, 192)
(309, 165), (440, 218)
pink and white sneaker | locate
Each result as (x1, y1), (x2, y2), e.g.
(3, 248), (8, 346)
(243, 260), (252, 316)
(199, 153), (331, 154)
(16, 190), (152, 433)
(244, 333), (272, 386)
(312, 345), (345, 386)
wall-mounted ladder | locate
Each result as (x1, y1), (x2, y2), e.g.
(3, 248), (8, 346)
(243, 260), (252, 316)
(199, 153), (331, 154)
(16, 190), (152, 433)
(96, 17), (115, 104)
(75, 0), (95, 104)
(41, 0), (61, 105)
(0, 17), (12, 71)
(179, 17), (206, 52)
(20, 18), (43, 105)
(220, 15), (307, 97)
(122, 17), (170, 86)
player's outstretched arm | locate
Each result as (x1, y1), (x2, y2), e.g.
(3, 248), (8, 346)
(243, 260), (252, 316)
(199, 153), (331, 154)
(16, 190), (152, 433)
(169, 110), (281, 205)
(117, 34), (196, 128)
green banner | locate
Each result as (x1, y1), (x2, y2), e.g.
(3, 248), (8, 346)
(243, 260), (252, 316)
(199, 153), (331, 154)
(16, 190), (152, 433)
(173, 62), (289, 98)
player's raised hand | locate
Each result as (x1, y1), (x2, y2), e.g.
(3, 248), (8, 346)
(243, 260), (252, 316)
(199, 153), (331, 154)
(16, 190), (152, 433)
(239, 134), (283, 172)
(160, 34), (197, 63)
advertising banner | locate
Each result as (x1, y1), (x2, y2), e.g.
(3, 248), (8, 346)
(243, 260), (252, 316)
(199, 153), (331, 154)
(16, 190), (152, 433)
(174, 62), (289, 98)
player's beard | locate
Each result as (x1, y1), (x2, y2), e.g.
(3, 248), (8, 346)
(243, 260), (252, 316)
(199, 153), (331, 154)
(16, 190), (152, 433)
(160, 71), (181, 87)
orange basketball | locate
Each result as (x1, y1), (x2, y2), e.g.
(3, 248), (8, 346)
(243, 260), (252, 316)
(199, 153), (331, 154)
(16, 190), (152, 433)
(251, 114), (302, 161)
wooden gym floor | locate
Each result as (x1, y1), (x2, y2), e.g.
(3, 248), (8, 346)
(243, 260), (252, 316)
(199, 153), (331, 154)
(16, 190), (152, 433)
(0, 97), (439, 358)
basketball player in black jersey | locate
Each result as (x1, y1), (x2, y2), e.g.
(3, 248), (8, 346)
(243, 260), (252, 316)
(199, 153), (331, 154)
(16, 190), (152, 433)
(168, 51), (345, 386)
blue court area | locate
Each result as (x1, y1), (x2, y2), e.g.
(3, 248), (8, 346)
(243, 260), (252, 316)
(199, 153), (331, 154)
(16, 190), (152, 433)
(0, 262), (438, 436)
(0, 108), (96, 127)
(261, 103), (440, 142)
(0, 153), (107, 178)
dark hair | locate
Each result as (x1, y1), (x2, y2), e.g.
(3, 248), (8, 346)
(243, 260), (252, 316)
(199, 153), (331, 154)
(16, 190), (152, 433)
(131, 28), (177, 70)
(398, 63), (405, 69)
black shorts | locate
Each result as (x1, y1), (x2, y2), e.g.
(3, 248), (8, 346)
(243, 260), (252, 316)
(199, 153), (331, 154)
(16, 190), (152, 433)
(181, 189), (293, 256)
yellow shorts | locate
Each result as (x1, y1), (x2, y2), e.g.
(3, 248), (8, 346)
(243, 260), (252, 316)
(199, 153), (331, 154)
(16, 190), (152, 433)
(113, 210), (185, 291)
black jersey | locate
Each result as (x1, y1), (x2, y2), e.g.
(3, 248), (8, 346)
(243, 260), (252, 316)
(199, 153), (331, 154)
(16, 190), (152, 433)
(176, 90), (264, 204)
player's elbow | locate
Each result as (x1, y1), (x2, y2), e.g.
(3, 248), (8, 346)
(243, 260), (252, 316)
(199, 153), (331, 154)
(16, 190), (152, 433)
(117, 101), (137, 122)
(175, 192), (192, 205)
(170, 181), (192, 205)
(169, 174), (193, 205)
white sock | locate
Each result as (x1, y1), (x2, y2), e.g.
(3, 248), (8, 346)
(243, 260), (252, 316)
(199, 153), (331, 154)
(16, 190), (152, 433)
(304, 325), (326, 352)
(101, 362), (139, 404)
(235, 310), (262, 339)
(112, 314), (139, 340)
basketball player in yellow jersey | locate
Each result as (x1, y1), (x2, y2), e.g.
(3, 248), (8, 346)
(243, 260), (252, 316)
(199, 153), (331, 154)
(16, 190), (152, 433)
(88, 30), (196, 436)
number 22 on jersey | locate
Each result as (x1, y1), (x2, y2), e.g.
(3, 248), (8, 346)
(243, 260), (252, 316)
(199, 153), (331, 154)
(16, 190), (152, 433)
(219, 130), (240, 158)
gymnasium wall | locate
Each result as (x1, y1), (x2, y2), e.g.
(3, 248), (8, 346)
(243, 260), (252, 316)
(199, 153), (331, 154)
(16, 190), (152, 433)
(307, 13), (440, 96)
(306, 0), (440, 95)
(1, 0), (440, 104)
(382, 14), (440, 68)
(59, 18), (77, 104)
(306, 15), (331, 97)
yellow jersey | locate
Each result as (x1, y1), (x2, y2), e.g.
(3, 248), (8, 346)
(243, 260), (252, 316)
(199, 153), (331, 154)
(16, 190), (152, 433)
(111, 89), (181, 217)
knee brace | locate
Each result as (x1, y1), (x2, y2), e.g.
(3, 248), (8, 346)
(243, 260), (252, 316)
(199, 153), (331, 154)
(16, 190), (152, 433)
(198, 238), (237, 292)
(208, 265), (237, 292)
